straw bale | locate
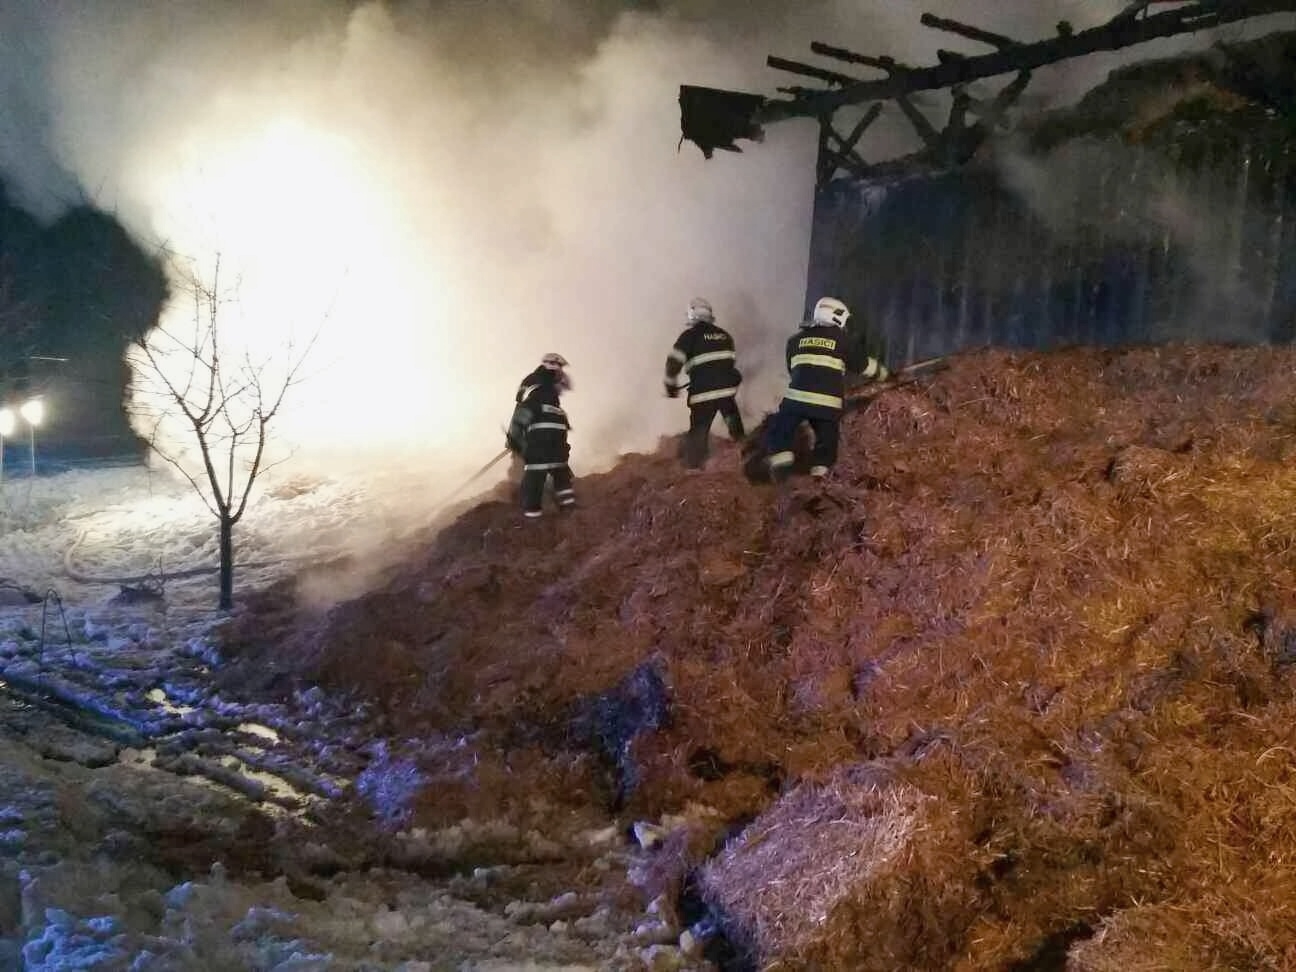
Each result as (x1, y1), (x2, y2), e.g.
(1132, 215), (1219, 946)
(696, 763), (945, 966)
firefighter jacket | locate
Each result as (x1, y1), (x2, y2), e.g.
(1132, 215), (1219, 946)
(508, 367), (571, 469)
(664, 323), (742, 407)
(781, 324), (888, 419)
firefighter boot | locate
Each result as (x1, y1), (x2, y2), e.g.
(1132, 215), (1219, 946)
(682, 428), (709, 471)
(768, 457), (794, 486)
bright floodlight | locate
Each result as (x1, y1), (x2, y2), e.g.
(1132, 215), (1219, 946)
(0, 408), (13, 437)
(19, 398), (43, 427)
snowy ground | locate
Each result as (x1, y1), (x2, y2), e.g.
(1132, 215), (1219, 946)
(0, 464), (719, 971)
(9, 461), (433, 607)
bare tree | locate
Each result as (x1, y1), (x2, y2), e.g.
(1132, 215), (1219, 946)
(127, 252), (313, 609)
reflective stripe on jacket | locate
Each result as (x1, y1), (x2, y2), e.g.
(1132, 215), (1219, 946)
(781, 324), (887, 418)
(664, 323), (742, 406)
(509, 367), (570, 464)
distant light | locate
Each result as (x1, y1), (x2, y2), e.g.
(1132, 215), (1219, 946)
(0, 409), (13, 437)
(19, 398), (44, 427)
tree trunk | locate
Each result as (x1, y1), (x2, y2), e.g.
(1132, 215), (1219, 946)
(218, 515), (234, 610)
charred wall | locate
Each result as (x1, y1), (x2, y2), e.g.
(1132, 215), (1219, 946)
(807, 49), (1296, 366)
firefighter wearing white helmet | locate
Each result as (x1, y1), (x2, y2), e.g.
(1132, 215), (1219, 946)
(506, 353), (575, 517)
(663, 297), (745, 469)
(765, 296), (889, 482)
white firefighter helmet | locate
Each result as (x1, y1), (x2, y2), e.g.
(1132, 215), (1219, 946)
(686, 297), (714, 324)
(811, 296), (850, 328)
(541, 352), (568, 371)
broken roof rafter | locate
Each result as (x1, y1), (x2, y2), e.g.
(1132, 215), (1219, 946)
(760, 0), (1296, 123)
(798, 22), (1034, 184)
(679, 0), (1296, 167)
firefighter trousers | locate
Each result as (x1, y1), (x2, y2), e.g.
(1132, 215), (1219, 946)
(521, 463), (574, 517)
(682, 396), (745, 469)
(765, 403), (839, 478)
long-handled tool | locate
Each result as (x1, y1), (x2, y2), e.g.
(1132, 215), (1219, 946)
(432, 447), (511, 514)
(741, 354), (950, 483)
(841, 354), (949, 413)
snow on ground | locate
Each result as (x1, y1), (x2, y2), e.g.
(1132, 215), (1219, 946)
(0, 463), (716, 971)
(1, 462), (413, 605)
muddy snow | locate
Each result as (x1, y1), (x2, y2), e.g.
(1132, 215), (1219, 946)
(0, 465), (710, 971)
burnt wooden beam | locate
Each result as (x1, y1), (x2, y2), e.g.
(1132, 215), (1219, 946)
(823, 115), (872, 166)
(983, 70), (1033, 121)
(895, 94), (943, 151)
(817, 142), (870, 186)
(920, 12), (1022, 49)
(821, 132), (865, 170)
(816, 104), (885, 186)
(681, 0), (1295, 161)
(816, 121), (866, 186)
(838, 103), (885, 155)
(766, 55), (860, 87)
(1110, 1), (1178, 25)
(1111, 1), (1152, 24)
(756, 0), (1296, 123)
(816, 122), (833, 186)
(819, 151), (873, 185)
(943, 70), (1032, 157)
(809, 41), (912, 73)
(947, 88), (972, 139)
(919, 68), (1032, 167)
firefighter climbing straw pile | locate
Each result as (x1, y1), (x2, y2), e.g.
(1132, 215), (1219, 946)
(506, 352), (576, 519)
(664, 297), (745, 470)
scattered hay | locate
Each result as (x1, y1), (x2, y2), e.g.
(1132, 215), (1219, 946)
(1071, 890), (1296, 972)
(223, 344), (1296, 967)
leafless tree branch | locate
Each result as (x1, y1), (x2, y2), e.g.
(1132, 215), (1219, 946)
(127, 249), (317, 608)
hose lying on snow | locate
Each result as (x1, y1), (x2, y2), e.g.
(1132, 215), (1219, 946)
(0, 666), (146, 747)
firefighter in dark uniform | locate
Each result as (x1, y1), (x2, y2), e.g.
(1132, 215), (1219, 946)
(766, 296), (888, 482)
(663, 297), (745, 469)
(506, 353), (575, 518)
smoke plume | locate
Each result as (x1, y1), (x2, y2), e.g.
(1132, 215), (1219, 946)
(0, 0), (1281, 506)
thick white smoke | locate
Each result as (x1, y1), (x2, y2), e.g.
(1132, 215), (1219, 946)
(1, 1), (836, 492)
(0, 0), (1283, 505)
